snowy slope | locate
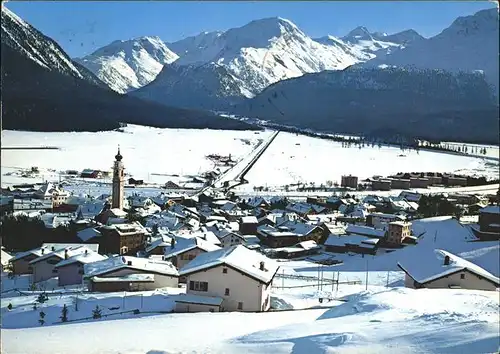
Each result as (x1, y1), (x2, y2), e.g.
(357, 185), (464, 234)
(75, 37), (179, 93)
(133, 17), (363, 109)
(2, 287), (499, 354)
(362, 8), (499, 92)
(234, 66), (499, 143)
(0, 6), (105, 88)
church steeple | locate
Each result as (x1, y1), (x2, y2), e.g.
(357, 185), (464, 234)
(112, 145), (125, 210)
(115, 146), (123, 162)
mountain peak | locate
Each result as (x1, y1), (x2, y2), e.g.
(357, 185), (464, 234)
(345, 26), (371, 38)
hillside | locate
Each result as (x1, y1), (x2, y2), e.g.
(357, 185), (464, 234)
(233, 67), (500, 143)
(1, 7), (254, 132)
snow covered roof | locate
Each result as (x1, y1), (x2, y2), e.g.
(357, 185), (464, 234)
(297, 240), (319, 250)
(368, 212), (405, 220)
(179, 245), (279, 284)
(1, 248), (13, 266)
(84, 256), (179, 278)
(163, 236), (222, 258)
(77, 228), (102, 242)
(91, 274), (155, 283)
(325, 234), (379, 247)
(55, 250), (107, 268)
(145, 236), (172, 253)
(30, 245), (98, 265)
(276, 220), (322, 236)
(346, 224), (386, 238)
(398, 249), (500, 286)
(480, 205), (500, 214)
(241, 216), (258, 224)
(182, 230), (221, 246)
(174, 294), (224, 306)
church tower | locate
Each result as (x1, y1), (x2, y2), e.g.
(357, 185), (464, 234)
(112, 146), (125, 209)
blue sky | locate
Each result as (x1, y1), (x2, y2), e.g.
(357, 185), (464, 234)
(5, 1), (497, 58)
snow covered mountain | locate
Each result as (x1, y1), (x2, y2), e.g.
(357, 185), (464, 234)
(75, 36), (179, 93)
(133, 17), (364, 110)
(362, 8), (499, 92)
(1, 7), (253, 132)
(315, 27), (425, 62)
(233, 67), (499, 143)
(1, 6), (106, 89)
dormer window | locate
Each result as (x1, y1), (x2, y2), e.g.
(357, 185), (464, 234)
(222, 268), (228, 274)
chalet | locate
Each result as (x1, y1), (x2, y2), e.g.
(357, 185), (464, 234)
(163, 236), (222, 270)
(257, 227), (301, 248)
(324, 234), (379, 255)
(80, 169), (102, 179)
(29, 244), (99, 283)
(145, 235), (172, 255)
(84, 255), (179, 292)
(99, 222), (149, 255)
(345, 224), (386, 238)
(9, 247), (47, 274)
(54, 249), (107, 286)
(35, 183), (70, 207)
(178, 245), (279, 312)
(398, 249), (499, 291)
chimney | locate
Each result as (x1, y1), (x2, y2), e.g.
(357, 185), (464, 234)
(171, 237), (176, 248)
(444, 255), (450, 266)
(64, 249), (68, 260)
(51, 246), (55, 251)
(259, 261), (265, 271)
(41, 248), (45, 255)
(84, 249), (88, 256)
(127, 260), (132, 266)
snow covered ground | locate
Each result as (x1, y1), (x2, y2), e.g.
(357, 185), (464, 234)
(2, 125), (498, 192)
(2, 287), (499, 354)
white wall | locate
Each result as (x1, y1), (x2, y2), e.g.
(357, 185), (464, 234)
(186, 264), (270, 312)
(92, 268), (178, 291)
(32, 256), (60, 283)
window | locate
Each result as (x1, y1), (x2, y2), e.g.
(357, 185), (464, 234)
(78, 269), (84, 275)
(188, 254), (195, 260)
(47, 259), (60, 265)
(189, 281), (208, 292)
(225, 288), (230, 296)
(222, 268), (228, 274)
(52, 269), (58, 273)
(237, 302), (243, 310)
(460, 274), (465, 279)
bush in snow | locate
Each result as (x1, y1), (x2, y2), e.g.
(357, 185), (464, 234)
(92, 305), (102, 319)
(7, 303), (12, 310)
(60, 304), (69, 322)
(36, 292), (48, 304)
(38, 311), (46, 326)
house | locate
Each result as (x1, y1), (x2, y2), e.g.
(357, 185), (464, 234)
(100, 222), (149, 255)
(478, 205), (500, 234)
(77, 227), (103, 243)
(75, 201), (106, 220)
(179, 245), (279, 312)
(324, 234), (379, 255)
(54, 249), (107, 286)
(399, 191), (422, 203)
(29, 244), (99, 283)
(97, 208), (128, 225)
(245, 197), (270, 209)
(341, 175), (358, 189)
(145, 235), (172, 255)
(84, 255), (179, 292)
(240, 216), (258, 235)
(266, 240), (321, 259)
(80, 169), (102, 179)
(216, 230), (246, 248)
(398, 249), (499, 291)
(386, 221), (412, 246)
(345, 224), (386, 238)
(366, 213), (405, 229)
(163, 236), (222, 270)
(389, 179), (411, 190)
(128, 196), (155, 209)
(35, 183), (70, 208)
(8, 243), (86, 275)
(409, 177), (429, 189)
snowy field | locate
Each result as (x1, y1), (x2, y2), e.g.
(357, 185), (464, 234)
(2, 125), (498, 191)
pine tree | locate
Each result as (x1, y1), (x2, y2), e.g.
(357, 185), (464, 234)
(37, 292), (48, 304)
(60, 304), (68, 322)
(92, 305), (102, 319)
(7, 303), (12, 310)
(39, 311), (46, 326)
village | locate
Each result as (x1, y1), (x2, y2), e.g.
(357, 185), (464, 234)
(0, 146), (499, 329)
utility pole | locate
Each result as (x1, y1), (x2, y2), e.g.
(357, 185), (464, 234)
(386, 271), (390, 288)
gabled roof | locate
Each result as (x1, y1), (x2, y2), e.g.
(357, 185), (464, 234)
(398, 249), (500, 286)
(77, 228), (102, 242)
(84, 255), (179, 278)
(179, 245), (279, 284)
(1, 248), (13, 266)
(30, 245), (99, 265)
(163, 236), (222, 258)
(55, 250), (107, 268)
